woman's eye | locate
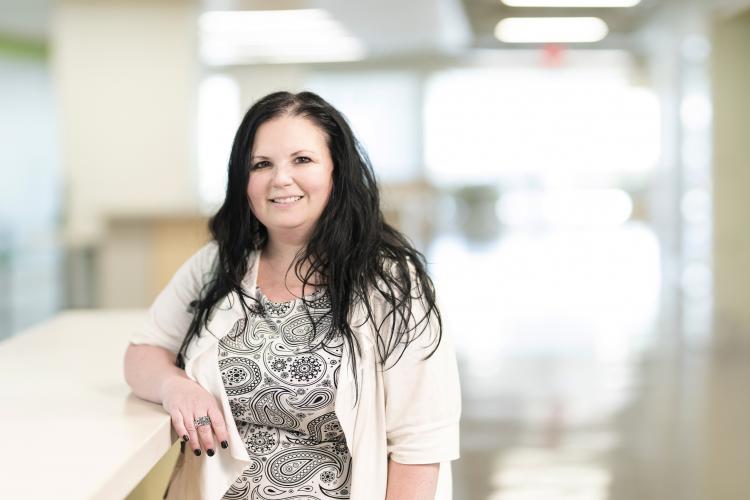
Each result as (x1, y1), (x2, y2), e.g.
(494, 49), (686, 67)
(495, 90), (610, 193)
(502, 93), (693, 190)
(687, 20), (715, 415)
(252, 161), (271, 170)
(295, 156), (312, 164)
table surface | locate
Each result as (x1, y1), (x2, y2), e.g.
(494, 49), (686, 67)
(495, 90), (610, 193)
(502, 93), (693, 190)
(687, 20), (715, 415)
(0, 310), (174, 500)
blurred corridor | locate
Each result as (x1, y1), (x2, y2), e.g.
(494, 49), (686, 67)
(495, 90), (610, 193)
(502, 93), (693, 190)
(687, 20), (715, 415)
(2, 0), (750, 499)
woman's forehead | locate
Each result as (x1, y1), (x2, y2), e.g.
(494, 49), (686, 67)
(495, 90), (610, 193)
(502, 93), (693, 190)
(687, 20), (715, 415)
(252, 115), (329, 155)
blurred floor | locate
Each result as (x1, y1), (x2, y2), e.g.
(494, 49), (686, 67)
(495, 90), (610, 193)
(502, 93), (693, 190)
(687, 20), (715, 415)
(430, 223), (750, 500)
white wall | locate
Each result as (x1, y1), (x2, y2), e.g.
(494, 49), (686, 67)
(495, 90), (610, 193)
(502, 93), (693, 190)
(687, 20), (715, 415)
(52, 0), (200, 244)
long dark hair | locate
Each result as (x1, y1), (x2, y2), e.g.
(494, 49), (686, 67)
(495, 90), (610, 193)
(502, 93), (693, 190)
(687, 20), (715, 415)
(176, 91), (441, 392)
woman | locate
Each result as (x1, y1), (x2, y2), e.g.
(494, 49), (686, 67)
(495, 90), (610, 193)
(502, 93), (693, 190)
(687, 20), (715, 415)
(124, 91), (461, 500)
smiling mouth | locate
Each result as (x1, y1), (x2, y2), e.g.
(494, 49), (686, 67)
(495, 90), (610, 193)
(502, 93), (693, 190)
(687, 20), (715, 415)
(270, 195), (303, 204)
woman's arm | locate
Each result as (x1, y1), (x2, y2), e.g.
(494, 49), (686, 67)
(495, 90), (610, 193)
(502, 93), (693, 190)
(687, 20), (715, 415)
(123, 343), (187, 404)
(124, 342), (231, 456)
(124, 242), (231, 456)
(377, 263), (461, 498)
(385, 460), (439, 500)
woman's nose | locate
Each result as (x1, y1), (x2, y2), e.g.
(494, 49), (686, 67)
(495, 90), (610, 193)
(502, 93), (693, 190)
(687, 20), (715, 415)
(271, 164), (294, 186)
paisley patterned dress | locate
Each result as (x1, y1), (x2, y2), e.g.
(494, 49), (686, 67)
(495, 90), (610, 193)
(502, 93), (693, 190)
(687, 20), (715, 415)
(218, 286), (352, 500)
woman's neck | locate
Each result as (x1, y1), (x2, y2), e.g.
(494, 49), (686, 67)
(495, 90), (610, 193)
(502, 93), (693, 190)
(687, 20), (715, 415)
(258, 234), (318, 296)
(263, 235), (306, 270)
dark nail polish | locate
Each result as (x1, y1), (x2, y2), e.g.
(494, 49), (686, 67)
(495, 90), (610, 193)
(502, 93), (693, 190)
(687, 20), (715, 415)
(194, 449), (201, 456)
(221, 441), (228, 449)
(182, 434), (189, 442)
(207, 449), (215, 457)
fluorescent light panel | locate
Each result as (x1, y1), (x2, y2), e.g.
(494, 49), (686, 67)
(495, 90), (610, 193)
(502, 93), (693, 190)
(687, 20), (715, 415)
(199, 9), (365, 65)
(495, 17), (609, 43)
(502, 0), (641, 6)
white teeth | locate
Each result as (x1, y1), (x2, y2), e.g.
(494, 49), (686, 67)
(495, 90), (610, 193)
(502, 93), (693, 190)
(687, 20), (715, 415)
(271, 196), (302, 204)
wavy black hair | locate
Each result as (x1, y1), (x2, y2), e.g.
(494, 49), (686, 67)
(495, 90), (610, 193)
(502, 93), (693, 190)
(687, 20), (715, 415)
(175, 91), (441, 394)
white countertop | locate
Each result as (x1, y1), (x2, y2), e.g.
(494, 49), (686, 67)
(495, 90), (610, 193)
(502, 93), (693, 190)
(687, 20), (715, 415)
(0, 310), (174, 500)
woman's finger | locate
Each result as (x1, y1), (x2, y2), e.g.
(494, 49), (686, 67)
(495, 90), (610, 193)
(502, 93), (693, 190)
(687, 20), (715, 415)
(194, 412), (216, 456)
(169, 409), (190, 445)
(207, 405), (230, 450)
(184, 411), (203, 456)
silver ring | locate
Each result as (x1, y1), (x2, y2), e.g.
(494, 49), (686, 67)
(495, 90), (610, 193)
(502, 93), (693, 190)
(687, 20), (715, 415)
(193, 415), (211, 427)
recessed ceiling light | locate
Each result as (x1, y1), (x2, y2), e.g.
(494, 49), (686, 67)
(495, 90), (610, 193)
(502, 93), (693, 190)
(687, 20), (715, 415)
(199, 9), (366, 65)
(501, 0), (641, 6)
(495, 17), (609, 43)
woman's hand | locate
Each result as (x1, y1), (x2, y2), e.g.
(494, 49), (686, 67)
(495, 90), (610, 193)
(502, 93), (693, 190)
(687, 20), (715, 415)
(159, 375), (231, 457)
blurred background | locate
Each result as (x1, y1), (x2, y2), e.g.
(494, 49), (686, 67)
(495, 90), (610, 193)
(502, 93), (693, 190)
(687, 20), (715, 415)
(1, 0), (749, 499)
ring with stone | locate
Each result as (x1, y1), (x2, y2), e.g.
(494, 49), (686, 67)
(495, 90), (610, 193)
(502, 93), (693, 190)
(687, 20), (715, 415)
(193, 415), (211, 427)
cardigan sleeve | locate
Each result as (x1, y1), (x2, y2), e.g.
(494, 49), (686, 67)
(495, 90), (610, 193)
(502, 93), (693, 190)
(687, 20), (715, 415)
(377, 264), (462, 464)
(129, 241), (218, 354)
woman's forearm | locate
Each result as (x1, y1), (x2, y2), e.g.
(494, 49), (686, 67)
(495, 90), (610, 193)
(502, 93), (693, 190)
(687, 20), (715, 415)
(385, 460), (439, 500)
(123, 343), (189, 404)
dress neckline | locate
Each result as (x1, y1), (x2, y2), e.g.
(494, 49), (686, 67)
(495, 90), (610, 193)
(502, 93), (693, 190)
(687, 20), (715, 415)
(254, 285), (325, 305)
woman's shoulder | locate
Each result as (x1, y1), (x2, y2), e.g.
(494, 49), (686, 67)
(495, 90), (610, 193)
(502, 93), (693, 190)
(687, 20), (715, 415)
(183, 240), (219, 271)
(364, 254), (435, 329)
(372, 254), (425, 297)
(358, 253), (442, 365)
(194, 240), (219, 265)
(167, 240), (219, 291)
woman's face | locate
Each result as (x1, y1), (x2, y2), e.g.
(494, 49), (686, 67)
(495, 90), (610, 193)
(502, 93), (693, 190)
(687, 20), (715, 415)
(247, 114), (334, 243)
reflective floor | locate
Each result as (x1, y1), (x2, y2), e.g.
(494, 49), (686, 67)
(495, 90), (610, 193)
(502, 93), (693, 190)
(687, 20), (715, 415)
(429, 223), (750, 500)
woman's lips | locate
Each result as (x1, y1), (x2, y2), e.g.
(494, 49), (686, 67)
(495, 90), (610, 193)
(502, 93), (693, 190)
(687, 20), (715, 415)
(270, 195), (303, 204)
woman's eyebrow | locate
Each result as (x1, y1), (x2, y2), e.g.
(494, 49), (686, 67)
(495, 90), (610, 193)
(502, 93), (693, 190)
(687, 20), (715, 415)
(251, 150), (316, 161)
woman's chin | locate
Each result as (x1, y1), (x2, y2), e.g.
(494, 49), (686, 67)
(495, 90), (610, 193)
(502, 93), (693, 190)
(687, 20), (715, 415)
(265, 220), (312, 236)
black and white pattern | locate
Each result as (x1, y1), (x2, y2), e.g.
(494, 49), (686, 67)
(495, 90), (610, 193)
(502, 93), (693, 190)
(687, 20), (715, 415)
(219, 287), (352, 500)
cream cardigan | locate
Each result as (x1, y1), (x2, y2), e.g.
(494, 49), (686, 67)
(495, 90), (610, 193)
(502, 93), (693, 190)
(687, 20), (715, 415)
(129, 243), (461, 500)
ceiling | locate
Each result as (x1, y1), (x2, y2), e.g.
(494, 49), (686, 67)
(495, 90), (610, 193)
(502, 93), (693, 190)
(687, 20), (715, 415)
(461, 0), (750, 51)
(463, 0), (663, 49)
(1, 0), (749, 55)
